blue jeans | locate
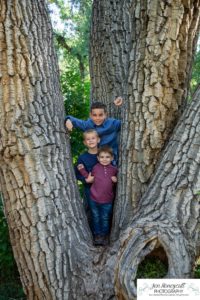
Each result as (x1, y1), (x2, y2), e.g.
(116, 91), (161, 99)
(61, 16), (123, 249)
(88, 199), (113, 236)
(83, 185), (91, 211)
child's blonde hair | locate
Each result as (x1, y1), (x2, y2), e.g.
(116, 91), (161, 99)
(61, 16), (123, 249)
(83, 129), (99, 140)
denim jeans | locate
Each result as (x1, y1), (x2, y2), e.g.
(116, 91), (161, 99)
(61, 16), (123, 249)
(88, 199), (113, 236)
(81, 185), (93, 230)
(83, 185), (91, 211)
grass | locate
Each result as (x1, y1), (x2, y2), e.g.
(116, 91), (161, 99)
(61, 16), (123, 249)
(136, 256), (200, 280)
(136, 256), (168, 279)
(194, 258), (200, 278)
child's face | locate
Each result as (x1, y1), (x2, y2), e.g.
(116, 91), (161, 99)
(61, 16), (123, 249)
(90, 108), (107, 126)
(98, 151), (113, 166)
(84, 132), (100, 149)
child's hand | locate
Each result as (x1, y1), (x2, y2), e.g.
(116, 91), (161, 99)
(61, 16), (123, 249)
(85, 172), (94, 183)
(114, 97), (123, 106)
(77, 164), (84, 170)
(65, 119), (73, 131)
(111, 176), (117, 183)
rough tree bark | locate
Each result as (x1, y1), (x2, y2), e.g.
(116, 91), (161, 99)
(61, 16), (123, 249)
(115, 88), (200, 298)
(0, 1), (92, 298)
(0, 1), (199, 300)
(90, 0), (200, 230)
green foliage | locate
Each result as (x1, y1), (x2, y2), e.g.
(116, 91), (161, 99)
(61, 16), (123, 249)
(136, 256), (200, 279)
(61, 62), (90, 161)
(194, 265), (200, 278)
(190, 49), (200, 96)
(136, 257), (168, 279)
(48, 0), (92, 162)
(0, 282), (25, 300)
(0, 195), (25, 299)
(0, 198), (15, 278)
(194, 258), (200, 278)
(49, 0), (92, 62)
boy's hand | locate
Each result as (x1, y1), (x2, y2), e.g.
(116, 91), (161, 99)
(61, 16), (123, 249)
(77, 164), (84, 170)
(85, 172), (94, 183)
(114, 96), (123, 106)
(111, 176), (117, 183)
(65, 119), (73, 131)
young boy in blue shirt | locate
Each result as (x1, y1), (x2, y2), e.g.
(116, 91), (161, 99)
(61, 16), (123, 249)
(75, 129), (99, 235)
(75, 129), (99, 209)
(65, 97), (123, 163)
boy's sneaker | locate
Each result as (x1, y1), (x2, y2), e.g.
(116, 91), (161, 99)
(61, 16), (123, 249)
(102, 235), (109, 246)
(93, 235), (109, 246)
(93, 235), (104, 246)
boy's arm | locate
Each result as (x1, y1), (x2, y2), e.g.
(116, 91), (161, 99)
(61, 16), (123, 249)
(66, 119), (73, 131)
(111, 166), (118, 183)
(65, 116), (89, 131)
(78, 166), (94, 183)
(77, 165), (89, 178)
(114, 96), (123, 106)
(113, 97), (123, 131)
(111, 176), (117, 183)
(112, 118), (121, 131)
(75, 157), (88, 183)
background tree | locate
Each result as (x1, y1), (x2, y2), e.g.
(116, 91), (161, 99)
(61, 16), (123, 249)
(190, 47), (200, 96)
(49, 0), (91, 79)
(48, 0), (91, 159)
(0, 1), (200, 300)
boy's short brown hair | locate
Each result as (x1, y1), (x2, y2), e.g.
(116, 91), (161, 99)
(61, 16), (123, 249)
(90, 102), (107, 113)
(83, 129), (99, 140)
(97, 145), (113, 157)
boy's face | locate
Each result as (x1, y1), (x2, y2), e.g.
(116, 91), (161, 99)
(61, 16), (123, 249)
(98, 151), (113, 166)
(84, 132), (100, 149)
(90, 108), (107, 126)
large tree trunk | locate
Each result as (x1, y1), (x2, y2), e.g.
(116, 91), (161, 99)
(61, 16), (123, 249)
(0, 1), (92, 298)
(90, 0), (200, 231)
(115, 87), (200, 299)
(0, 1), (199, 300)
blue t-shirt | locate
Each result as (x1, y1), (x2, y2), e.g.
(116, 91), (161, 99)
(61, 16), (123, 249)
(75, 152), (98, 185)
(75, 152), (98, 206)
(65, 116), (121, 161)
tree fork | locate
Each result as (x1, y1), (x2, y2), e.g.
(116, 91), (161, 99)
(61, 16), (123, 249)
(0, 0), (200, 299)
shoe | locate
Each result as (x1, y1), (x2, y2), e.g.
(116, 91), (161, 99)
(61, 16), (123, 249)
(101, 235), (109, 246)
(93, 235), (109, 246)
(93, 235), (104, 246)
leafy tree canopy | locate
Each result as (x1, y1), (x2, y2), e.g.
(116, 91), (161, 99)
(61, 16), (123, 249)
(191, 46), (200, 95)
(48, 0), (92, 61)
(48, 0), (92, 160)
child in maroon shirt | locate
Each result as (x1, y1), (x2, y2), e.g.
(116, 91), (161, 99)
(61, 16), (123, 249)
(78, 146), (117, 246)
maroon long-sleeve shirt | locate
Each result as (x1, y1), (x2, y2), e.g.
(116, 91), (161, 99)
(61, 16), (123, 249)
(79, 163), (118, 204)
